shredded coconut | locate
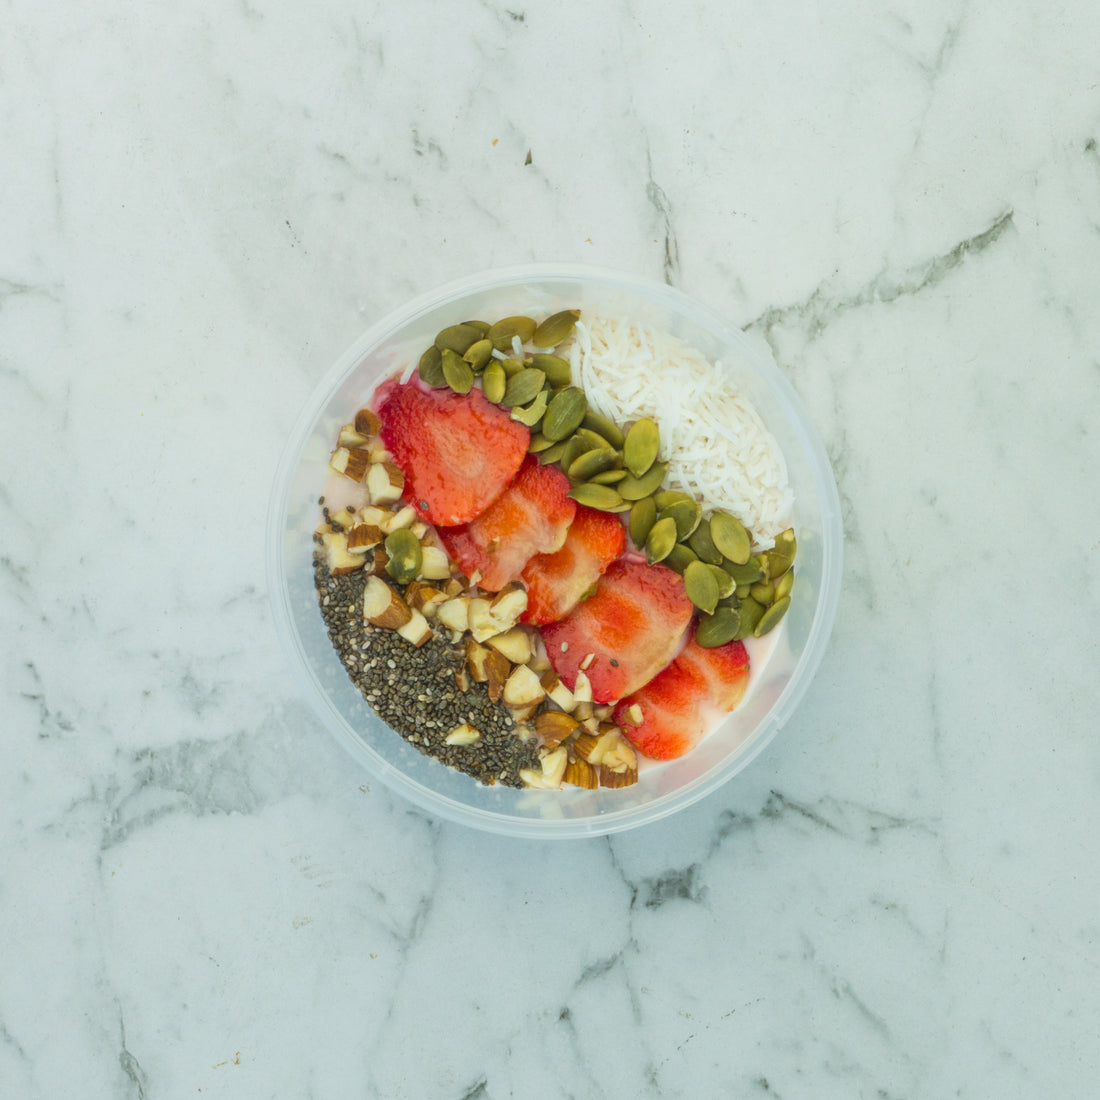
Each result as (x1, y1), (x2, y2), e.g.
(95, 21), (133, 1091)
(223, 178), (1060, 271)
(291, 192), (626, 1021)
(572, 316), (794, 549)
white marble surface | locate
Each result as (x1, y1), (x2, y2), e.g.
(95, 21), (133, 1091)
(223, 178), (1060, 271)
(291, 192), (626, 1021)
(2, 0), (1099, 1096)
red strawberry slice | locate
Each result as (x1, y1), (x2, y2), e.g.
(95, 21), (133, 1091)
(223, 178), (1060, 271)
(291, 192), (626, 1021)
(437, 457), (576, 592)
(615, 635), (750, 760)
(520, 506), (626, 625)
(375, 377), (529, 526)
(540, 558), (694, 703)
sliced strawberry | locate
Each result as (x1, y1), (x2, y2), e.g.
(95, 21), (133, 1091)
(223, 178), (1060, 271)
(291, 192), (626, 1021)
(540, 558), (694, 703)
(374, 377), (529, 526)
(520, 506), (626, 625)
(437, 457), (575, 591)
(615, 635), (750, 760)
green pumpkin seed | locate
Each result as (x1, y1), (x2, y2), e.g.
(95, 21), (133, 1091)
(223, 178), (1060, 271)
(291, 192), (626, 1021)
(707, 563), (736, 599)
(463, 338), (494, 372)
(696, 607), (741, 648)
(538, 440), (568, 465)
(501, 368), (546, 408)
(527, 432), (555, 453)
(441, 348), (473, 394)
(684, 560), (721, 614)
(418, 345), (446, 387)
(568, 447), (621, 481)
(435, 323), (483, 355)
(533, 309), (580, 348)
(571, 427), (612, 453)
(384, 529), (422, 585)
(482, 359), (506, 403)
(710, 511), (752, 564)
(628, 497), (657, 547)
(665, 542), (698, 575)
(774, 569), (795, 600)
(567, 483), (624, 511)
(653, 490), (691, 511)
(644, 516), (678, 564)
(733, 584), (751, 599)
(749, 580), (775, 605)
(733, 596), (765, 640)
(529, 354), (572, 387)
(617, 460), (669, 501)
(753, 595), (790, 637)
(558, 434), (590, 475)
(511, 388), (548, 427)
(462, 320), (491, 334)
(581, 410), (625, 449)
(589, 468), (628, 485)
(724, 556), (766, 586)
(773, 528), (797, 561)
(623, 418), (661, 478)
(688, 521), (723, 565)
(657, 498), (702, 541)
(500, 357), (525, 377)
(542, 387), (588, 441)
(488, 315), (537, 350)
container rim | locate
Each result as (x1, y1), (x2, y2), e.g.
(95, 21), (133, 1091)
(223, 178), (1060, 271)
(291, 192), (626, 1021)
(267, 263), (843, 838)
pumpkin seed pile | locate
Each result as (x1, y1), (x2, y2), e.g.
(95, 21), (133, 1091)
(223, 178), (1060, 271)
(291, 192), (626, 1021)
(417, 309), (796, 645)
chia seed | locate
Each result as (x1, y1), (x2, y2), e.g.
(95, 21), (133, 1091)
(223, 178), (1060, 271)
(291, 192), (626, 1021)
(313, 554), (541, 787)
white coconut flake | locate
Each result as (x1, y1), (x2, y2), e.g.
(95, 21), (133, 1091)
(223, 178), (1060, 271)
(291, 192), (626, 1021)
(576, 316), (794, 548)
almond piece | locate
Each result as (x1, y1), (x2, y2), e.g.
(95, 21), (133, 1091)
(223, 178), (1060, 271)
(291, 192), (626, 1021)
(539, 746), (568, 788)
(418, 545), (452, 581)
(585, 726), (620, 767)
(484, 626), (534, 665)
(464, 638), (491, 682)
(338, 424), (370, 448)
(563, 757), (598, 790)
(405, 581), (447, 617)
(354, 407), (380, 437)
(382, 505), (417, 533)
(467, 598), (499, 643)
(453, 666), (471, 693)
(331, 446), (371, 481)
(367, 461), (405, 505)
(322, 531), (365, 575)
(346, 523), (384, 553)
(489, 582), (528, 631)
(540, 670), (575, 713)
(331, 506), (357, 530)
(365, 546), (390, 576)
(485, 649), (511, 704)
(362, 575), (412, 628)
(366, 438), (391, 463)
(357, 505), (391, 527)
(535, 709), (580, 749)
(502, 664), (545, 709)
(436, 597), (470, 634)
(619, 703), (644, 727)
(396, 609), (432, 647)
(445, 723), (481, 746)
(598, 763), (638, 789)
(571, 731), (599, 761)
(508, 702), (541, 724)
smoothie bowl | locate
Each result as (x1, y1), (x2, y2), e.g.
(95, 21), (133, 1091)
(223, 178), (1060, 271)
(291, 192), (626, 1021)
(268, 265), (842, 837)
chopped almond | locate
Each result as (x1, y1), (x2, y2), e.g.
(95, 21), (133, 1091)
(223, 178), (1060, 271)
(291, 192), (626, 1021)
(338, 424), (370, 448)
(354, 407), (380, 437)
(564, 757), (598, 790)
(405, 581), (447, 617)
(362, 576), (412, 628)
(502, 664), (545, 709)
(485, 649), (511, 704)
(383, 505), (417, 533)
(534, 710), (580, 748)
(445, 723), (481, 746)
(396, 609), (432, 647)
(485, 627), (534, 665)
(467, 598), (498, 642)
(598, 763), (638, 789)
(367, 461), (405, 506)
(436, 597), (470, 634)
(322, 531), (365, 576)
(346, 523), (384, 553)
(489, 582), (528, 631)
(418, 545), (452, 581)
(330, 446), (371, 481)
(464, 638), (492, 682)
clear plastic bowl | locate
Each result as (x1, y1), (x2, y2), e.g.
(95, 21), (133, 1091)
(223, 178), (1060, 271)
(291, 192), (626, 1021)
(267, 264), (843, 837)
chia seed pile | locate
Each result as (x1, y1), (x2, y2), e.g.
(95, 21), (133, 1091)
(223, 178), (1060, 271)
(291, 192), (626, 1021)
(313, 554), (542, 787)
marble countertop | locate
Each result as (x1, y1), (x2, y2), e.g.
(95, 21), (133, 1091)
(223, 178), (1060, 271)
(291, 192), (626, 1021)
(3, 1), (1099, 1096)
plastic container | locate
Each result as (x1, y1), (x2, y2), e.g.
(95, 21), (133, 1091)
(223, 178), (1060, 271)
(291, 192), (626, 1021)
(268, 264), (843, 837)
